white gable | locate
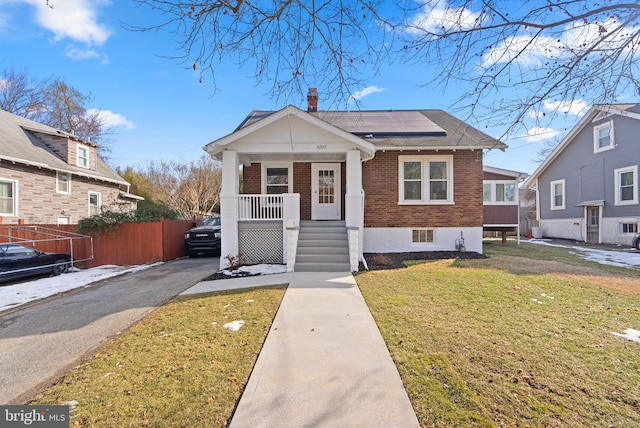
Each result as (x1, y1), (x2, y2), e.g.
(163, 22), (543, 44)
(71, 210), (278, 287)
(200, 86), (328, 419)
(205, 106), (375, 163)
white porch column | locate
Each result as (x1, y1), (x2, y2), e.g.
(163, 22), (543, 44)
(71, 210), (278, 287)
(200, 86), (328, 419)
(220, 150), (240, 269)
(282, 193), (300, 271)
(345, 150), (364, 271)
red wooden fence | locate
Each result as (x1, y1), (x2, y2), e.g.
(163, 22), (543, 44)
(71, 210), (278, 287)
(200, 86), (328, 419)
(0, 219), (195, 268)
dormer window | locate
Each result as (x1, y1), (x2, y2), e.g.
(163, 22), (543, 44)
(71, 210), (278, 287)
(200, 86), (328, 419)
(593, 121), (614, 153)
(77, 144), (89, 168)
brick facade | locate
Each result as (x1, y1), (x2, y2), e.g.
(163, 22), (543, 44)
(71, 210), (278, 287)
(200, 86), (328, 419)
(0, 164), (132, 225)
(243, 162), (347, 221)
(241, 151), (483, 226)
(362, 150), (483, 228)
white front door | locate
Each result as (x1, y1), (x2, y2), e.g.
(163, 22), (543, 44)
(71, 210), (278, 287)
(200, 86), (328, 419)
(311, 163), (341, 220)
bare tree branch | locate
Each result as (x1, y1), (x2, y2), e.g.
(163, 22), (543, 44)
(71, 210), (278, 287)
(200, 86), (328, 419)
(127, 0), (393, 107)
(126, 1), (638, 138)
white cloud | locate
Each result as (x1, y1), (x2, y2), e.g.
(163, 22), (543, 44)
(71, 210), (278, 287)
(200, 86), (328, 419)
(542, 99), (589, 116)
(350, 85), (385, 101)
(406, 0), (480, 34)
(521, 126), (561, 142)
(21, 0), (111, 45)
(65, 46), (100, 60)
(88, 109), (135, 129)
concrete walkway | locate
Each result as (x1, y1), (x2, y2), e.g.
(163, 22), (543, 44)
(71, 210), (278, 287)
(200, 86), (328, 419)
(181, 272), (419, 427)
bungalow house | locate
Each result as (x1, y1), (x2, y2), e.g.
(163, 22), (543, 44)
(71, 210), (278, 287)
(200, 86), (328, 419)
(0, 109), (141, 225)
(525, 104), (640, 245)
(483, 166), (528, 242)
(205, 90), (507, 271)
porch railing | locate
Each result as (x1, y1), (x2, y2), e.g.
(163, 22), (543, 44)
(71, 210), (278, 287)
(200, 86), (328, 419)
(238, 194), (283, 221)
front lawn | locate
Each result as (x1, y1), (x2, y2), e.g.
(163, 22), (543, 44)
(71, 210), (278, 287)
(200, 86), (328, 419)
(30, 286), (286, 427)
(357, 244), (640, 427)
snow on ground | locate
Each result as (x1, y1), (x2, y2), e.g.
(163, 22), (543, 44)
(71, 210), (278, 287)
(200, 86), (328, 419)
(612, 329), (640, 343)
(221, 264), (287, 277)
(0, 263), (161, 313)
(528, 239), (640, 269)
(0, 241), (635, 314)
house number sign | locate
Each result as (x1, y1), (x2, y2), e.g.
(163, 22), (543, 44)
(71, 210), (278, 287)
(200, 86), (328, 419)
(316, 145), (327, 150)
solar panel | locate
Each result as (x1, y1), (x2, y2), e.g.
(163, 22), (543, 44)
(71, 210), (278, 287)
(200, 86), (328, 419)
(317, 111), (446, 135)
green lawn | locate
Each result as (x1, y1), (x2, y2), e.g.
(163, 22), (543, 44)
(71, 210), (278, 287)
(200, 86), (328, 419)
(29, 240), (640, 427)
(30, 286), (286, 427)
(357, 242), (640, 427)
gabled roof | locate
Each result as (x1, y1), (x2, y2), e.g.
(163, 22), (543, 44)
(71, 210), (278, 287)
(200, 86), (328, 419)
(525, 103), (640, 188)
(0, 109), (128, 186)
(207, 106), (506, 156)
(206, 106), (377, 159)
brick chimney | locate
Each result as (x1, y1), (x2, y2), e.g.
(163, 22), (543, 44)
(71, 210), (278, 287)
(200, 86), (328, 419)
(307, 88), (318, 112)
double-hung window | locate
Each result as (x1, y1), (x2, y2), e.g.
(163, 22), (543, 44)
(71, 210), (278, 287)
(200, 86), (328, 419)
(550, 179), (565, 210)
(88, 192), (101, 216)
(593, 121), (614, 153)
(614, 166), (638, 206)
(77, 144), (89, 168)
(399, 155), (453, 204)
(56, 172), (71, 194)
(0, 179), (17, 216)
(262, 164), (292, 195)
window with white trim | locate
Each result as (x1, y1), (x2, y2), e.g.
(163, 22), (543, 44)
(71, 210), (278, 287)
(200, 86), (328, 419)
(77, 144), (89, 168)
(0, 179), (17, 216)
(56, 172), (70, 194)
(412, 229), (434, 243)
(482, 184), (491, 202)
(621, 223), (638, 234)
(593, 121), (614, 153)
(614, 166), (638, 206)
(88, 192), (101, 216)
(550, 179), (565, 210)
(399, 155), (453, 204)
(261, 163), (292, 194)
(483, 181), (516, 204)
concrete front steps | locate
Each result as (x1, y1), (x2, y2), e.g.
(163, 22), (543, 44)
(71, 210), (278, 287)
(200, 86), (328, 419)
(295, 220), (351, 272)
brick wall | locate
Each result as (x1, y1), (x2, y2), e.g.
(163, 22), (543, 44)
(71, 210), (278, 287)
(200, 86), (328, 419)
(245, 162), (346, 221)
(240, 154), (482, 227)
(0, 164), (132, 225)
(242, 163), (261, 194)
(362, 150), (483, 228)
(293, 163), (311, 220)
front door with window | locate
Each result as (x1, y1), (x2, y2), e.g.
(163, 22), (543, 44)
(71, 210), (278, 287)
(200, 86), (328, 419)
(586, 206), (600, 243)
(311, 163), (341, 220)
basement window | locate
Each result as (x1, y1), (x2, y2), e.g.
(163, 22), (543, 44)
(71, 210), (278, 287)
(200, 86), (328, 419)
(412, 229), (434, 243)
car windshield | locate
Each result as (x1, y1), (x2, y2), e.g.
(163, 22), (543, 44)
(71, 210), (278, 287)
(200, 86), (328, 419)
(202, 216), (221, 227)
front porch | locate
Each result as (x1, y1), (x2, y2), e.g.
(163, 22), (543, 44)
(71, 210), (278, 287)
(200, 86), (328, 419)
(218, 150), (367, 272)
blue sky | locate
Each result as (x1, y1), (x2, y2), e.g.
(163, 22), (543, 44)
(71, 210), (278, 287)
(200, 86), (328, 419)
(0, 1), (634, 175)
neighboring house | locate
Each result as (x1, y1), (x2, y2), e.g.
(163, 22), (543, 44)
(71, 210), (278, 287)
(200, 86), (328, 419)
(483, 166), (528, 242)
(525, 104), (640, 245)
(204, 89), (507, 271)
(0, 109), (141, 225)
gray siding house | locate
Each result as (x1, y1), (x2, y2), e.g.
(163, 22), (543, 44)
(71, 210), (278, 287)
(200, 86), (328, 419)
(526, 104), (640, 245)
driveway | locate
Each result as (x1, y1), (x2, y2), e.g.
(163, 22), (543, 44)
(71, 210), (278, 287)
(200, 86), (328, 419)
(0, 256), (219, 404)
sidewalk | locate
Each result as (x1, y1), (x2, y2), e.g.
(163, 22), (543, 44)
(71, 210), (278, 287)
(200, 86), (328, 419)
(181, 272), (420, 427)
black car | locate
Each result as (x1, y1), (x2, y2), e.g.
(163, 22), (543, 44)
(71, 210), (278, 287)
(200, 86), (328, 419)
(184, 216), (221, 257)
(633, 233), (640, 251)
(0, 243), (71, 282)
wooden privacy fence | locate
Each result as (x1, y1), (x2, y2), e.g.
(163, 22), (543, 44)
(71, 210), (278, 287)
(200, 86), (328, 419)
(0, 219), (195, 268)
